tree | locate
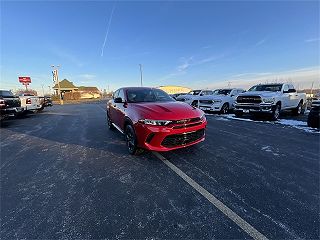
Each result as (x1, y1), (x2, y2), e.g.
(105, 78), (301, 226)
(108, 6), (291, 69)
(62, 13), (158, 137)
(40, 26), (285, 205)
(15, 88), (38, 96)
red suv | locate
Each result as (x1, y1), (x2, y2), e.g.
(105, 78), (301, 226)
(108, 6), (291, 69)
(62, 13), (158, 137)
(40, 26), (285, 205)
(107, 87), (207, 154)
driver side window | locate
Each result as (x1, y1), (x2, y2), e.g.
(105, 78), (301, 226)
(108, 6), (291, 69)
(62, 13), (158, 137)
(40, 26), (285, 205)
(283, 85), (289, 92)
(113, 90), (119, 99)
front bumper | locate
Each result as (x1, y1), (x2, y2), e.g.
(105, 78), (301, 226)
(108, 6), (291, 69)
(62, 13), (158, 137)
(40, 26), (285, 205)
(134, 119), (207, 151)
(0, 107), (24, 120)
(234, 103), (274, 114)
(199, 102), (223, 111)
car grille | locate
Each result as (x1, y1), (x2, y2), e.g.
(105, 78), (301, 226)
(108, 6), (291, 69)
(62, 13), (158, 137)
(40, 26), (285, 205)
(199, 100), (213, 104)
(171, 117), (201, 124)
(237, 96), (261, 104)
(161, 129), (205, 148)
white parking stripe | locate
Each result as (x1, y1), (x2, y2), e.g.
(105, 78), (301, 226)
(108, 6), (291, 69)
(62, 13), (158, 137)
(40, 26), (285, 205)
(152, 151), (268, 240)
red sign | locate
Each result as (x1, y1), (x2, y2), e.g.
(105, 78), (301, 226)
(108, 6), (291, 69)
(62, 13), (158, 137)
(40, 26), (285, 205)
(18, 76), (31, 83)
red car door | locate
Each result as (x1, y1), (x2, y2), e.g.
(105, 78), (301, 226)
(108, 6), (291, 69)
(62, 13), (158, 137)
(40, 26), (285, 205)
(113, 89), (126, 131)
(109, 90), (119, 125)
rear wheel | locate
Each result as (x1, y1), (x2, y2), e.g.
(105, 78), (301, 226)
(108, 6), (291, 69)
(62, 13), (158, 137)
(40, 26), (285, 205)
(125, 124), (143, 155)
(220, 103), (229, 114)
(107, 111), (115, 130)
(292, 101), (303, 116)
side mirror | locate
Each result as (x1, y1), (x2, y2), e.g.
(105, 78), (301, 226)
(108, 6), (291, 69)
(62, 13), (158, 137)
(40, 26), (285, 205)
(114, 97), (122, 103)
(200, 93), (204, 96)
(230, 94), (235, 97)
(288, 89), (296, 93)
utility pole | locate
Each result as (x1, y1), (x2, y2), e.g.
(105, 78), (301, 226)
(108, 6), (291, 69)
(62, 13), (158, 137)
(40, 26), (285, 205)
(51, 65), (63, 105)
(139, 64), (143, 87)
(41, 84), (45, 96)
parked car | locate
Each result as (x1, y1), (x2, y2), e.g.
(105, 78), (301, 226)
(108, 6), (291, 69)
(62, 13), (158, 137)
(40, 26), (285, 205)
(234, 83), (306, 120)
(176, 89), (214, 105)
(169, 93), (188, 100)
(307, 99), (320, 129)
(107, 87), (207, 154)
(43, 96), (53, 107)
(0, 90), (24, 122)
(193, 88), (245, 113)
(18, 93), (44, 113)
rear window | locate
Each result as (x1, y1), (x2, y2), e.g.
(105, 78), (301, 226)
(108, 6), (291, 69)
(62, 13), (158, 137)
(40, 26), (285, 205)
(0, 90), (14, 97)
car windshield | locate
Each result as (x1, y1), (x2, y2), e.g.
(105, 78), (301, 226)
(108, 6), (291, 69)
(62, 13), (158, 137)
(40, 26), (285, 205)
(187, 90), (201, 95)
(214, 89), (232, 95)
(248, 84), (283, 92)
(127, 89), (174, 103)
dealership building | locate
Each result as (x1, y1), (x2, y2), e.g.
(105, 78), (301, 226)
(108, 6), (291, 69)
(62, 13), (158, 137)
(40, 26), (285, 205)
(157, 85), (192, 94)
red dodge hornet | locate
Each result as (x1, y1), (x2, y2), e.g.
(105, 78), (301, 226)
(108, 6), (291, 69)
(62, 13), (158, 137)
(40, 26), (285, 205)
(106, 87), (207, 154)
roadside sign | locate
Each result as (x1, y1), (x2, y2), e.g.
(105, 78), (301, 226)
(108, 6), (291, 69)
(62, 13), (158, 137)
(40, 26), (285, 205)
(18, 76), (31, 83)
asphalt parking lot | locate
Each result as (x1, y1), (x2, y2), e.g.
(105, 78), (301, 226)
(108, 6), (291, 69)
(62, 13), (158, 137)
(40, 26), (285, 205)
(1, 103), (319, 239)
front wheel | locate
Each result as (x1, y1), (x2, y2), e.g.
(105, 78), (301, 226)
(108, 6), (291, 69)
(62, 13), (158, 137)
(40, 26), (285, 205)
(271, 103), (281, 121)
(234, 111), (243, 118)
(125, 124), (143, 155)
(220, 103), (229, 114)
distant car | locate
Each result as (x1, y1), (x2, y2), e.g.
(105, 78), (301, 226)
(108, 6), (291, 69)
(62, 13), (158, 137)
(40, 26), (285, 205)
(307, 99), (320, 129)
(194, 88), (245, 113)
(43, 96), (53, 107)
(18, 93), (43, 112)
(0, 90), (24, 122)
(234, 83), (306, 120)
(176, 90), (214, 105)
(107, 87), (207, 154)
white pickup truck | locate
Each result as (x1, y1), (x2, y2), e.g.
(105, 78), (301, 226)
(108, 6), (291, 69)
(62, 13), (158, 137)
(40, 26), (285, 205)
(196, 88), (245, 113)
(234, 83), (306, 120)
(175, 89), (214, 105)
(19, 93), (44, 113)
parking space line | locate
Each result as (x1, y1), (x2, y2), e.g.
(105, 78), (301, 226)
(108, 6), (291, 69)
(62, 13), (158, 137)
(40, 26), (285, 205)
(152, 151), (268, 240)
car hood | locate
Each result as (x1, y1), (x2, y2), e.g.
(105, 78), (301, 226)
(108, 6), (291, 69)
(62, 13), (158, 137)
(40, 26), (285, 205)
(131, 101), (203, 120)
(239, 91), (279, 98)
(199, 94), (228, 100)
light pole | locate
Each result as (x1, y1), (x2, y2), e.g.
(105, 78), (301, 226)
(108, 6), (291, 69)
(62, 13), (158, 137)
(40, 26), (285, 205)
(139, 64), (143, 87)
(51, 65), (63, 105)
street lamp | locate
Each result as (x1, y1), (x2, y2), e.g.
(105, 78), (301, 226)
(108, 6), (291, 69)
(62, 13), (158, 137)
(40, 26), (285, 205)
(139, 64), (143, 87)
(51, 65), (63, 105)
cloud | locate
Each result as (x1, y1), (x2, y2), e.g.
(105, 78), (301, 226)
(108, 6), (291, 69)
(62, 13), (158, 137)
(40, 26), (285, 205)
(78, 74), (96, 79)
(254, 38), (267, 47)
(177, 57), (193, 72)
(305, 38), (320, 43)
(101, 1), (117, 57)
(108, 51), (151, 60)
(204, 66), (320, 90)
(51, 47), (84, 67)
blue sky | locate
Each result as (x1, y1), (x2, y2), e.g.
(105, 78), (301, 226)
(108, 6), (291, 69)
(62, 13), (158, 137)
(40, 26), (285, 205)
(1, 0), (319, 94)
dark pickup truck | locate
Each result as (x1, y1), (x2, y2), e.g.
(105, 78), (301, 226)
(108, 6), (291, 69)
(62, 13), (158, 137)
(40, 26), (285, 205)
(0, 90), (24, 121)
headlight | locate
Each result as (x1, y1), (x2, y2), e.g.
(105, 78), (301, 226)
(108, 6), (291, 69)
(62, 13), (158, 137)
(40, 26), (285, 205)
(200, 113), (206, 121)
(262, 97), (275, 103)
(139, 119), (172, 126)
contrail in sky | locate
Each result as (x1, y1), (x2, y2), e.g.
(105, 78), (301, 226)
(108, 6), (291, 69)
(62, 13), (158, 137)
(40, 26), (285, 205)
(101, 2), (116, 57)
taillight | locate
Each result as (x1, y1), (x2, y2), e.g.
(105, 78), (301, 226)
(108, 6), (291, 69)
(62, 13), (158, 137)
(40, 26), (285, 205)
(26, 98), (32, 104)
(0, 99), (5, 109)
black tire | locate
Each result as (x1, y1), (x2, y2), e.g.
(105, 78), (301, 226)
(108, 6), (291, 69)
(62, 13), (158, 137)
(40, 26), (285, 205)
(292, 101), (303, 116)
(107, 111), (115, 130)
(307, 108), (320, 129)
(220, 103), (229, 114)
(124, 124), (143, 155)
(271, 103), (281, 121)
(234, 111), (243, 118)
